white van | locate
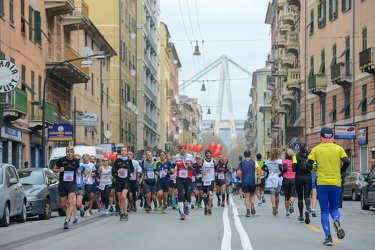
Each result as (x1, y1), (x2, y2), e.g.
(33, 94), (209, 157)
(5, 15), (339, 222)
(48, 145), (104, 169)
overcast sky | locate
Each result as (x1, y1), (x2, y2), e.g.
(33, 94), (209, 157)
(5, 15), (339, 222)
(160, 0), (271, 122)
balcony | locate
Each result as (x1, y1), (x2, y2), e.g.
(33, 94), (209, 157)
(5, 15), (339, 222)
(286, 68), (301, 92)
(285, 32), (299, 56)
(144, 84), (157, 104)
(267, 76), (275, 91)
(275, 35), (286, 48)
(276, 106), (287, 115)
(281, 101), (291, 109)
(276, 0), (287, 10)
(62, 0), (90, 32)
(46, 45), (90, 85)
(0, 88), (28, 122)
(308, 73), (327, 97)
(359, 47), (375, 75)
(288, 0), (300, 7)
(279, 23), (291, 34)
(282, 91), (294, 103)
(283, 6), (298, 26)
(144, 114), (157, 130)
(281, 53), (294, 68)
(331, 63), (351, 88)
(45, 0), (75, 16)
(28, 102), (55, 129)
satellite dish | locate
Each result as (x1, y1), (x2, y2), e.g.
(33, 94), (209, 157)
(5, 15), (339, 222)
(174, 134), (179, 139)
(127, 102), (133, 108)
(104, 130), (112, 139)
(131, 105), (137, 111)
(134, 110), (139, 115)
(173, 60), (178, 65)
(131, 33), (136, 39)
(130, 69), (136, 76)
(80, 47), (94, 58)
(179, 129), (182, 134)
(174, 95), (178, 100)
(30, 0), (37, 9)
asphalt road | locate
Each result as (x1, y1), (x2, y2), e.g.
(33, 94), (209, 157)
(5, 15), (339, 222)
(0, 194), (373, 250)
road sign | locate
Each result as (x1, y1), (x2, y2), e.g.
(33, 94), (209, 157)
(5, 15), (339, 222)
(0, 60), (20, 93)
(75, 113), (98, 126)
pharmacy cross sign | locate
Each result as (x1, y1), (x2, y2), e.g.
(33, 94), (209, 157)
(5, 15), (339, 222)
(0, 60), (20, 93)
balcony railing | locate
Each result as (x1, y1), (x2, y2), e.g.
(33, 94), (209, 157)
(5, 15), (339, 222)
(0, 88), (28, 113)
(29, 101), (55, 124)
(308, 73), (327, 96)
(283, 6), (298, 25)
(275, 35), (286, 48)
(65, 44), (89, 75)
(144, 114), (157, 129)
(144, 84), (156, 104)
(45, 0), (75, 16)
(331, 63), (351, 87)
(285, 32), (299, 55)
(73, 0), (89, 19)
(286, 68), (300, 92)
(359, 47), (375, 74)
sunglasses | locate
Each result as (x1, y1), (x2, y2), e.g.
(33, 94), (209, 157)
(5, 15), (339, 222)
(103, 160), (109, 161)
(66, 150), (74, 153)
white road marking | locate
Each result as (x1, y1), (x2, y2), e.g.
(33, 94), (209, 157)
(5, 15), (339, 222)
(221, 206), (232, 250)
(229, 195), (253, 250)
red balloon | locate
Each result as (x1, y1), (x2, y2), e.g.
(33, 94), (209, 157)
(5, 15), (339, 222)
(110, 152), (118, 161)
(104, 151), (111, 159)
(195, 144), (203, 153)
(216, 144), (223, 151)
(208, 142), (217, 152)
(212, 149), (221, 158)
(188, 143), (196, 151)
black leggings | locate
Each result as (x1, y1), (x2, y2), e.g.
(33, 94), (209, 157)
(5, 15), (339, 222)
(176, 178), (192, 203)
(101, 185), (112, 209)
(282, 178), (295, 201)
(295, 178), (312, 201)
(84, 185), (92, 203)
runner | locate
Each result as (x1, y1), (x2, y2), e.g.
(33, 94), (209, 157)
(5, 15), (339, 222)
(194, 155), (203, 208)
(215, 155), (229, 207)
(172, 143), (196, 220)
(237, 150), (262, 217)
(127, 151), (142, 212)
(90, 155), (101, 213)
(98, 157), (113, 215)
(81, 153), (95, 217)
(112, 146), (134, 221)
(142, 150), (158, 213)
(168, 155), (178, 210)
(224, 157), (233, 205)
(73, 154), (85, 222)
(281, 149), (296, 218)
(201, 149), (215, 215)
(306, 127), (349, 246)
(53, 146), (80, 229)
(156, 151), (173, 213)
(262, 148), (283, 216)
(255, 153), (266, 205)
(310, 171), (317, 217)
(292, 143), (312, 224)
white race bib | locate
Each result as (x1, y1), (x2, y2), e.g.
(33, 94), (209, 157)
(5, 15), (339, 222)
(76, 176), (81, 184)
(160, 169), (167, 178)
(218, 172), (225, 180)
(103, 175), (110, 181)
(192, 176), (196, 182)
(118, 169), (128, 178)
(98, 183), (105, 190)
(147, 171), (155, 179)
(63, 171), (74, 182)
(179, 169), (188, 178)
(203, 180), (211, 186)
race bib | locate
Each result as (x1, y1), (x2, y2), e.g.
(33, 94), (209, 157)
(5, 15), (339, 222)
(203, 180), (211, 186)
(63, 171), (74, 182)
(98, 183), (105, 190)
(218, 172), (225, 180)
(147, 171), (155, 179)
(92, 176), (96, 182)
(76, 176), (81, 184)
(160, 169), (167, 178)
(192, 176), (196, 182)
(118, 169), (128, 178)
(130, 173), (137, 180)
(103, 175), (110, 181)
(179, 169), (188, 178)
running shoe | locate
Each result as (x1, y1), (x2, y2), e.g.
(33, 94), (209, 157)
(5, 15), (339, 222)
(105, 210), (109, 215)
(156, 205), (162, 211)
(73, 217), (78, 224)
(298, 216), (304, 223)
(89, 210), (93, 215)
(221, 203), (225, 207)
(204, 207), (208, 215)
(311, 210), (317, 217)
(286, 213), (291, 218)
(272, 206), (278, 216)
(63, 221), (69, 229)
(257, 201), (262, 206)
(305, 211), (310, 224)
(109, 206), (114, 212)
(133, 204), (137, 212)
(323, 235), (333, 246)
(172, 205), (176, 210)
(124, 213), (129, 221)
(191, 203), (195, 209)
(227, 200), (230, 205)
(162, 207), (167, 214)
(251, 206), (256, 215)
(180, 214), (185, 220)
(333, 220), (345, 239)
(289, 203), (294, 214)
(246, 209), (250, 217)
(195, 201), (198, 207)
(80, 207), (85, 217)
(198, 203), (202, 208)
(208, 208), (212, 215)
(140, 199), (144, 208)
(261, 195), (266, 204)
(184, 203), (189, 215)
(217, 200), (221, 207)
(176, 205), (179, 211)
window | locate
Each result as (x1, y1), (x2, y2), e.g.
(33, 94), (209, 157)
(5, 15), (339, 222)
(362, 27), (367, 51)
(21, 65), (26, 92)
(318, 1), (326, 28)
(0, 51), (4, 60)
(31, 70), (35, 100)
(329, 0), (338, 20)
(309, 56), (314, 77)
(38, 76), (42, 101)
(9, 0), (14, 24)
(310, 103), (314, 127)
(0, 0), (4, 17)
(34, 11), (41, 45)
(357, 84), (367, 113)
(339, 91), (350, 118)
(342, 0), (351, 12)
(126, 84), (130, 102)
(331, 95), (337, 121)
(121, 40), (125, 61)
(331, 44), (337, 67)
(320, 98), (326, 125)
(121, 80), (125, 101)
(310, 10), (314, 34)
(319, 50), (325, 73)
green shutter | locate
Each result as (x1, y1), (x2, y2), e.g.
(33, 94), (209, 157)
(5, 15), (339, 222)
(34, 11), (41, 44)
(342, 0), (346, 12)
(0, 0), (4, 16)
(29, 6), (33, 40)
(318, 4), (322, 28)
(311, 104), (314, 127)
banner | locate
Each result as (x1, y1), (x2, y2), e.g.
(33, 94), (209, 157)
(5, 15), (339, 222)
(48, 124), (73, 141)
(334, 125), (356, 139)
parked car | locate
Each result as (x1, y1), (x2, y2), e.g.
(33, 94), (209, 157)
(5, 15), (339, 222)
(342, 172), (369, 201)
(0, 163), (27, 227)
(361, 170), (375, 210)
(17, 168), (64, 219)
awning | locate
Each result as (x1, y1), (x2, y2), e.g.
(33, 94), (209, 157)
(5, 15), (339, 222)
(357, 97), (367, 109)
(326, 108), (336, 118)
(338, 47), (349, 59)
(339, 103), (350, 114)
(319, 61), (325, 73)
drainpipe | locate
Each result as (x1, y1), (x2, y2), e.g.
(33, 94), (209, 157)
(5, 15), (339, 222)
(351, 0), (356, 170)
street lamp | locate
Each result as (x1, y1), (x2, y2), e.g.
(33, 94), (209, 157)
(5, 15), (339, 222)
(41, 51), (109, 167)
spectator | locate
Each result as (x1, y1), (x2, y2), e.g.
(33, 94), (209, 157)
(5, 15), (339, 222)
(370, 159), (375, 174)
(24, 161), (29, 168)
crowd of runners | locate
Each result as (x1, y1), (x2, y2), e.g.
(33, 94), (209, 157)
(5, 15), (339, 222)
(53, 127), (349, 246)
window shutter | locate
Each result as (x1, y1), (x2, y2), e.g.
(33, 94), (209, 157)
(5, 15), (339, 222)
(34, 11), (41, 44)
